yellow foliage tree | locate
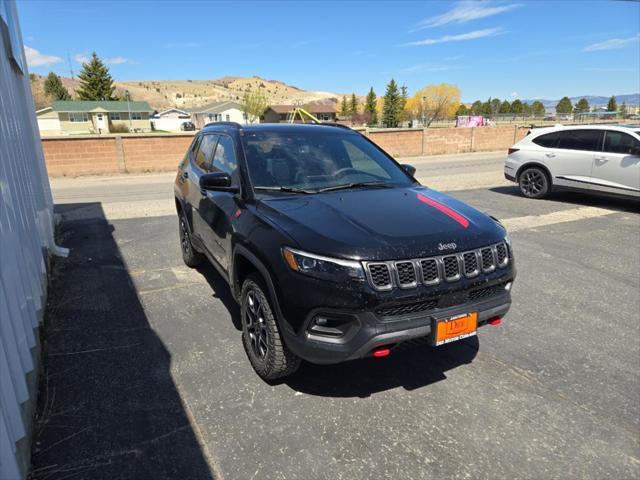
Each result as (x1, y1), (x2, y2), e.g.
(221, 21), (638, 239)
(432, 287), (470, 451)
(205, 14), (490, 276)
(406, 83), (461, 127)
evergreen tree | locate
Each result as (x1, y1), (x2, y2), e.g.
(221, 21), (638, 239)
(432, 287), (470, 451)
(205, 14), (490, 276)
(574, 98), (590, 113)
(470, 100), (483, 115)
(620, 102), (628, 115)
(490, 98), (501, 115)
(480, 98), (492, 115)
(607, 96), (617, 112)
(555, 96), (573, 114)
(456, 104), (469, 115)
(364, 87), (378, 125)
(522, 103), (532, 115)
(382, 79), (402, 127)
(510, 99), (523, 114)
(76, 52), (116, 101)
(499, 100), (511, 113)
(43, 72), (71, 100)
(340, 96), (349, 116)
(531, 100), (546, 116)
(349, 93), (358, 115)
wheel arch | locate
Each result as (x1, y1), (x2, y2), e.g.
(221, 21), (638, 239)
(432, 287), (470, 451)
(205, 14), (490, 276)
(516, 162), (553, 186)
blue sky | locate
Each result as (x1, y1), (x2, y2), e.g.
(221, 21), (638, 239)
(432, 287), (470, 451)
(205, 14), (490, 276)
(18, 0), (640, 102)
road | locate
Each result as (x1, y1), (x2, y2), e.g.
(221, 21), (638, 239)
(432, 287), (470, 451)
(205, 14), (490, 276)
(36, 151), (640, 479)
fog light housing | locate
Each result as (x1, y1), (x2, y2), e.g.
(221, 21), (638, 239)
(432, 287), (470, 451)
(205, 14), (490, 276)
(505, 282), (512, 291)
(308, 314), (356, 338)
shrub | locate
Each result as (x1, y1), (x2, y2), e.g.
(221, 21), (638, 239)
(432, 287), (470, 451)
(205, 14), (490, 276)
(110, 123), (130, 133)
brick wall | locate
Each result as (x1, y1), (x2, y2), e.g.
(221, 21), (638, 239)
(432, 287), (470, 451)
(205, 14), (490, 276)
(41, 126), (527, 177)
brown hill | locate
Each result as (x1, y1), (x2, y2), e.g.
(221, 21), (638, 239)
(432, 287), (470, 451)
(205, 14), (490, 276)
(30, 74), (346, 111)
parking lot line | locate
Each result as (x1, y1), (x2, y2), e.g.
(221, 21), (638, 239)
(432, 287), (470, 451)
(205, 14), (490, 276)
(502, 206), (618, 232)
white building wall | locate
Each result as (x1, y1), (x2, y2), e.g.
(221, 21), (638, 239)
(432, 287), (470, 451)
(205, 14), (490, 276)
(0, 2), (62, 478)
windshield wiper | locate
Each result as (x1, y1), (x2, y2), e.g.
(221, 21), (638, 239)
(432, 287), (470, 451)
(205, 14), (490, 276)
(318, 181), (394, 193)
(254, 186), (313, 194)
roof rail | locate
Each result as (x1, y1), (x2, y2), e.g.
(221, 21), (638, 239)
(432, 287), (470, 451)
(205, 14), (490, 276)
(203, 121), (243, 129)
(314, 122), (352, 130)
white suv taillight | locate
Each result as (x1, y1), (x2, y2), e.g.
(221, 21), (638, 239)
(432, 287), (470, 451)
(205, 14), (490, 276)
(508, 148), (519, 155)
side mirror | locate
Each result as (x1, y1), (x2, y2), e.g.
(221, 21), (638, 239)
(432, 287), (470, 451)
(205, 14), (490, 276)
(199, 172), (238, 192)
(401, 164), (416, 177)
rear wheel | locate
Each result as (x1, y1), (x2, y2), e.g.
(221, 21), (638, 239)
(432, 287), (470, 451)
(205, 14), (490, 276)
(178, 212), (203, 268)
(519, 167), (550, 199)
(241, 274), (300, 380)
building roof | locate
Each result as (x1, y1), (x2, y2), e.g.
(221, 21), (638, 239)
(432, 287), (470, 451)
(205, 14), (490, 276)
(185, 101), (243, 114)
(267, 104), (337, 114)
(153, 108), (190, 118)
(51, 100), (154, 113)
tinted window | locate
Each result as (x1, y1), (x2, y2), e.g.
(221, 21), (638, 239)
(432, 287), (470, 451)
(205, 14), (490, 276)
(194, 134), (218, 170)
(603, 131), (640, 155)
(555, 130), (602, 151)
(532, 132), (560, 148)
(211, 135), (239, 185)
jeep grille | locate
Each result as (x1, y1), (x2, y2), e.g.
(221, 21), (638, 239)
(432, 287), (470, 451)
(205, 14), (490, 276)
(364, 242), (510, 291)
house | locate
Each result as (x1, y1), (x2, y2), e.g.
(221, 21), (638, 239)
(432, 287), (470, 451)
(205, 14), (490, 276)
(186, 101), (246, 129)
(262, 104), (338, 123)
(36, 100), (154, 136)
(150, 108), (191, 131)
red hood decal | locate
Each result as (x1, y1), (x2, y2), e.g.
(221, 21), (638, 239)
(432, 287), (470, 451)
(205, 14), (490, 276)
(416, 193), (470, 229)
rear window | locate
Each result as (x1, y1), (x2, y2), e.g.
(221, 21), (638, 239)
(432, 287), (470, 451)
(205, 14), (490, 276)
(533, 130), (602, 151)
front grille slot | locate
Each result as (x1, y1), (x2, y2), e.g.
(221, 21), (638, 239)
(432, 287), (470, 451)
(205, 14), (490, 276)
(367, 263), (392, 289)
(395, 261), (417, 287)
(469, 282), (508, 301)
(420, 258), (439, 285)
(495, 243), (509, 266)
(443, 255), (460, 281)
(376, 299), (438, 317)
(480, 247), (495, 272)
(463, 252), (479, 277)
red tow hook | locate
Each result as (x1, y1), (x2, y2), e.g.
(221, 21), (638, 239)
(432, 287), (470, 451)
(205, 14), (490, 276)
(488, 316), (502, 326)
(372, 347), (391, 358)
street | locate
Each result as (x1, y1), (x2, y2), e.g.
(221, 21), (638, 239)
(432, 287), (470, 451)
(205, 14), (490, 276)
(37, 151), (640, 479)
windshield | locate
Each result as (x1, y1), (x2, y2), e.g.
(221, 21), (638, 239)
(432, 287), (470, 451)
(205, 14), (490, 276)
(242, 129), (414, 193)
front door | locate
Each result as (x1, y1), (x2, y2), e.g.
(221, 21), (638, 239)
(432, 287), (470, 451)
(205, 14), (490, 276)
(592, 130), (640, 196)
(548, 129), (603, 190)
(95, 113), (107, 133)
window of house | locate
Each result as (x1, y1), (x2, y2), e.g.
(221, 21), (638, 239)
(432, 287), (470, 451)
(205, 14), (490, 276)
(603, 131), (640, 155)
(69, 113), (88, 122)
(225, 114), (230, 122)
(110, 112), (121, 121)
(194, 134), (218, 170)
(131, 112), (142, 120)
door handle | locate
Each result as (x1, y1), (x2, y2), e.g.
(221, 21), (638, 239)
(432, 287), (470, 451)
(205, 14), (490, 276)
(595, 156), (608, 163)
(545, 153), (556, 158)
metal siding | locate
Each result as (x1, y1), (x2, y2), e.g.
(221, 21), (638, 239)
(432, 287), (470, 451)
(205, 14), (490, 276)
(0, 2), (59, 478)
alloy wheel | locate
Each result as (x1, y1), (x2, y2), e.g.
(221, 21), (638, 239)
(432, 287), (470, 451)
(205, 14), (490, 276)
(520, 170), (545, 196)
(244, 290), (269, 359)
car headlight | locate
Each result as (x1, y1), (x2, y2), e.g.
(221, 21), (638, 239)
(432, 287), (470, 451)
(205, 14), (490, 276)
(282, 247), (364, 282)
(504, 233), (512, 247)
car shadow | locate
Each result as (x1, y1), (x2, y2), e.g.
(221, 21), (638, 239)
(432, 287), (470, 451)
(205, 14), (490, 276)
(283, 336), (479, 398)
(196, 262), (242, 331)
(33, 203), (214, 480)
(490, 185), (639, 213)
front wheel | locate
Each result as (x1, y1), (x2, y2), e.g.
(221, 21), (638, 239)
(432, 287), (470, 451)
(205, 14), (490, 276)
(518, 167), (550, 199)
(240, 274), (300, 380)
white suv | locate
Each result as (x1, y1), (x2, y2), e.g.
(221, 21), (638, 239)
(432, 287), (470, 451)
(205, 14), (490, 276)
(505, 125), (640, 199)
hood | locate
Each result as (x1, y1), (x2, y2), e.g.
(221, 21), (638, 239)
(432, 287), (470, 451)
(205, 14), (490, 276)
(257, 186), (506, 261)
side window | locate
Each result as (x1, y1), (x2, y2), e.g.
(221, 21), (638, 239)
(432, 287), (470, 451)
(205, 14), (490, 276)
(555, 130), (602, 151)
(211, 135), (239, 184)
(194, 134), (218, 170)
(603, 131), (640, 155)
(532, 132), (560, 148)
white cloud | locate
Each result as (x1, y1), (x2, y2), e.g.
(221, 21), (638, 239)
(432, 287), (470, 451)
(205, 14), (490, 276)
(400, 63), (462, 74)
(105, 56), (134, 65)
(74, 53), (89, 64)
(24, 46), (62, 67)
(402, 27), (504, 46)
(510, 91), (518, 98)
(413, 1), (519, 31)
(584, 35), (639, 51)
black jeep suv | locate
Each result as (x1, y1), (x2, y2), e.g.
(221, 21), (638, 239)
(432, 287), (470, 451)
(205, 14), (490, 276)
(174, 123), (515, 380)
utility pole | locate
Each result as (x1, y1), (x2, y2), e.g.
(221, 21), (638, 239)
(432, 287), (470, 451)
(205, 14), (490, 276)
(67, 51), (74, 78)
(126, 90), (132, 130)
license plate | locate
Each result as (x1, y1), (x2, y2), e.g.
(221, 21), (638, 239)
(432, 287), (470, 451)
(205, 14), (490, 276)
(433, 312), (478, 346)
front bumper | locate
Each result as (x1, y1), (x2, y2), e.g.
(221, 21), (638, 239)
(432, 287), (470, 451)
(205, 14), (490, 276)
(281, 282), (512, 365)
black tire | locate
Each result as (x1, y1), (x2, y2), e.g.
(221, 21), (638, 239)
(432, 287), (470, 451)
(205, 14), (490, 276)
(178, 212), (204, 268)
(240, 273), (301, 380)
(518, 167), (550, 199)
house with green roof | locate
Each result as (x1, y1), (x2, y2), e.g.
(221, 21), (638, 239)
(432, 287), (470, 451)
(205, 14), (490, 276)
(36, 100), (154, 136)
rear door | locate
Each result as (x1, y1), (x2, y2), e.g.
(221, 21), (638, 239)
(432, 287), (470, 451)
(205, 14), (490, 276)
(546, 129), (603, 190)
(592, 130), (640, 196)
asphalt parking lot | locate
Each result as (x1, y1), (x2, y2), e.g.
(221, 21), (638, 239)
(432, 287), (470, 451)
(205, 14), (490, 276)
(35, 152), (639, 479)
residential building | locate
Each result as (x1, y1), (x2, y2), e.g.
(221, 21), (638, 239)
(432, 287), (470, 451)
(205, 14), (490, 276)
(186, 101), (246, 128)
(1, 2), (66, 478)
(151, 108), (191, 131)
(262, 104), (338, 123)
(36, 100), (153, 136)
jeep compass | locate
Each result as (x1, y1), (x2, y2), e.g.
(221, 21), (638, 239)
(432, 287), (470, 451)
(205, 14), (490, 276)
(174, 123), (515, 380)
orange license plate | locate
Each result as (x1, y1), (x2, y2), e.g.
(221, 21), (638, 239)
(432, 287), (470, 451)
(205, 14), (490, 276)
(434, 312), (478, 346)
